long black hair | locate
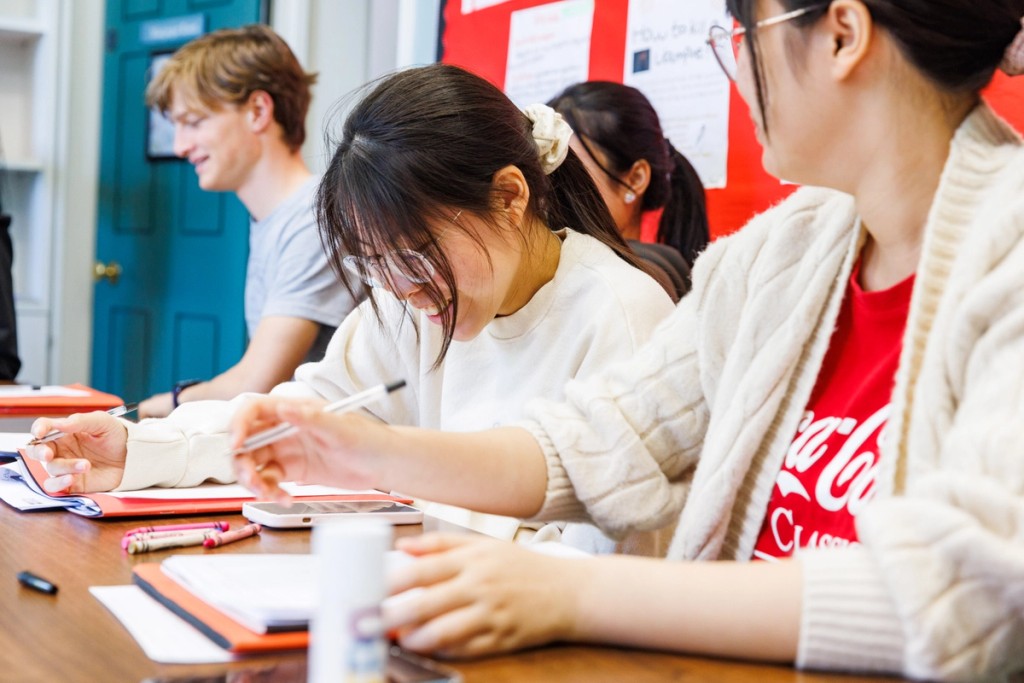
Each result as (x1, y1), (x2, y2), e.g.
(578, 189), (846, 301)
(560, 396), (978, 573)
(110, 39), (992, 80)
(317, 63), (647, 367)
(548, 81), (710, 268)
(728, 0), (1024, 137)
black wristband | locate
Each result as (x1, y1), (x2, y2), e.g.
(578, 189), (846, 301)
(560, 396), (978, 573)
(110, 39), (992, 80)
(172, 379), (201, 409)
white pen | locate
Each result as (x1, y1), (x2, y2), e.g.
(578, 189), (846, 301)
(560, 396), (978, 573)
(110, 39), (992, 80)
(231, 380), (406, 455)
(28, 403), (139, 446)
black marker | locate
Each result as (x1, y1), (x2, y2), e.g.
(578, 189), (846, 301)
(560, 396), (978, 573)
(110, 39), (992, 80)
(17, 570), (58, 595)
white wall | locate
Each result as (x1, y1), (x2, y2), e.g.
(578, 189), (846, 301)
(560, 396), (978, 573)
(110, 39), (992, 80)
(50, 0), (103, 384)
(285, 0), (441, 175)
(50, 0), (442, 384)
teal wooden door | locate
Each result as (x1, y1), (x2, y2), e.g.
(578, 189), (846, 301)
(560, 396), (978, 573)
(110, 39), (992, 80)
(92, 0), (267, 402)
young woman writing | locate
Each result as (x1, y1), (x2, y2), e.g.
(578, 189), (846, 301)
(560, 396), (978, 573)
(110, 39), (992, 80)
(26, 64), (673, 551)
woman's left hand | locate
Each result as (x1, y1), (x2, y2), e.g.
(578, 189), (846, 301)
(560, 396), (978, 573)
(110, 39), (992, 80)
(384, 533), (581, 658)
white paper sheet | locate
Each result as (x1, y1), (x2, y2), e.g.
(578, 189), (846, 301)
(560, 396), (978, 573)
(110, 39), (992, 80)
(0, 432), (32, 452)
(90, 585), (235, 664)
(504, 0), (594, 107)
(0, 461), (72, 511)
(104, 483), (388, 500)
(0, 385), (89, 398)
(623, 0), (732, 189)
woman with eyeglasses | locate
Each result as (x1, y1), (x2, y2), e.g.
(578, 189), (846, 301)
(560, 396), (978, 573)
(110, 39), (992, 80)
(25, 64), (673, 552)
(223, 0), (1024, 678)
(548, 81), (711, 298)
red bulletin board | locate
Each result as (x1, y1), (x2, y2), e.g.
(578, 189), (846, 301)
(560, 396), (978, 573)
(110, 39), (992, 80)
(440, 0), (1024, 239)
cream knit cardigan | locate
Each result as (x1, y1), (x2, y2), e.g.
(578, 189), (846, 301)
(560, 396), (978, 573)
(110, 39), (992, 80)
(523, 103), (1024, 681)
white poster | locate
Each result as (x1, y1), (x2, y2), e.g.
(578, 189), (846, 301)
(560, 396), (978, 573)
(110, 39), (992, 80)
(624, 0), (732, 188)
(462, 0), (515, 13)
(504, 0), (594, 108)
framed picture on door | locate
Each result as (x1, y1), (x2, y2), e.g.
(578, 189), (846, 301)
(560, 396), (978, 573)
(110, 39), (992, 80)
(146, 52), (177, 160)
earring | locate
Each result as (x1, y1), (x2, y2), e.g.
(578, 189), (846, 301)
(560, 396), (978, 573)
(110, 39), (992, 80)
(624, 191), (636, 204)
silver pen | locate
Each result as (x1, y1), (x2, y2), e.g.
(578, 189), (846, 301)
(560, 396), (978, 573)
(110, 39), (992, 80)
(27, 403), (139, 446)
(231, 380), (406, 455)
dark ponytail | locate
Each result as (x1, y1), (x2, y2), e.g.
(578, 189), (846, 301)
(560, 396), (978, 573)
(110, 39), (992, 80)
(548, 80), (710, 268)
(658, 141), (710, 268)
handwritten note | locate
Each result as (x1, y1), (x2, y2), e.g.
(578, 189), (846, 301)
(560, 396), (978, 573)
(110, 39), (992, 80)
(504, 0), (594, 108)
(624, 0), (732, 188)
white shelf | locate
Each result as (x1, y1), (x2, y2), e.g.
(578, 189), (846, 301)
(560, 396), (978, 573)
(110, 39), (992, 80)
(4, 159), (43, 173)
(12, 294), (47, 312)
(0, 0), (58, 384)
(0, 18), (44, 41)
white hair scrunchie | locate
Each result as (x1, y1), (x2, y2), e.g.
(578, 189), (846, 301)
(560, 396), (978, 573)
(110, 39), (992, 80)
(522, 103), (573, 175)
(1001, 17), (1024, 76)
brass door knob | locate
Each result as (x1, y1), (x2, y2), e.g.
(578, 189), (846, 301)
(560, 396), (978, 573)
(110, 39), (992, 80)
(93, 260), (122, 285)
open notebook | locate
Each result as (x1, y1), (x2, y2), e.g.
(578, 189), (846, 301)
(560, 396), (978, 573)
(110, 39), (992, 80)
(0, 450), (411, 518)
(131, 552), (414, 652)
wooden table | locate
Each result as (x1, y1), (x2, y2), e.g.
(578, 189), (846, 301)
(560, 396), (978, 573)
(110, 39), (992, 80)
(0, 503), (905, 682)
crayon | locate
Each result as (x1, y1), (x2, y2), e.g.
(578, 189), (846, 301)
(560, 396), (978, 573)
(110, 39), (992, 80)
(203, 523), (262, 548)
(127, 530), (219, 554)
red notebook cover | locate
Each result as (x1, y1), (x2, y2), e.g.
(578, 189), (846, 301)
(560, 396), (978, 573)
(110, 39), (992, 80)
(15, 454), (412, 518)
(0, 383), (123, 415)
(133, 562), (308, 653)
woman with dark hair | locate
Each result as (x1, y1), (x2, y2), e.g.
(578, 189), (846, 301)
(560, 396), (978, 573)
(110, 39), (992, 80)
(221, 0), (1024, 678)
(26, 64), (673, 552)
(317, 66), (667, 371)
(549, 81), (710, 296)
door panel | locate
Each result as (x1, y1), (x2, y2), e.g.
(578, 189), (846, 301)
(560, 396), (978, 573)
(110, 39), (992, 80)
(109, 308), (150, 402)
(173, 314), (219, 381)
(93, 0), (266, 402)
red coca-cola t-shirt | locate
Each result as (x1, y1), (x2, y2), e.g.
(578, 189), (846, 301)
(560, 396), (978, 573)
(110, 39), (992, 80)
(752, 261), (914, 561)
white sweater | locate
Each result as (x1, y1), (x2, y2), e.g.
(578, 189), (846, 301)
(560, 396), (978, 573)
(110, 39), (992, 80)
(523, 104), (1024, 680)
(118, 229), (673, 543)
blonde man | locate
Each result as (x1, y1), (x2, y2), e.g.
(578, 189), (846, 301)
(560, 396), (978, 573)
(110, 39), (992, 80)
(139, 25), (357, 418)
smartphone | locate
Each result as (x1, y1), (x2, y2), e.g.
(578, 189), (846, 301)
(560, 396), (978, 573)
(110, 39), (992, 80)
(242, 500), (423, 528)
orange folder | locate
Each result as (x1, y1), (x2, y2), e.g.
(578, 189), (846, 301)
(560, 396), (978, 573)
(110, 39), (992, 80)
(14, 454), (412, 519)
(133, 562), (308, 653)
(0, 383), (123, 416)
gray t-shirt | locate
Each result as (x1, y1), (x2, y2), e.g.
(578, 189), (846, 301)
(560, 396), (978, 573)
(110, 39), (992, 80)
(245, 176), (356, 362)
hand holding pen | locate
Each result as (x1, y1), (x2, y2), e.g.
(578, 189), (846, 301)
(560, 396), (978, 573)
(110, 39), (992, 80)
(230, 380), (406, 501)
(22, 406), (136, 494)
(29, 403), (138, 445)
(231, 381), (405, 455)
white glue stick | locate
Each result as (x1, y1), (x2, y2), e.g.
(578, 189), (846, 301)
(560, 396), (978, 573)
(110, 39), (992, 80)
(309, 518), (392, 683)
